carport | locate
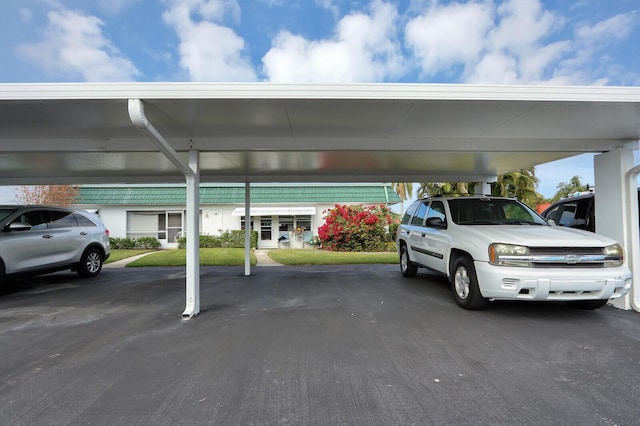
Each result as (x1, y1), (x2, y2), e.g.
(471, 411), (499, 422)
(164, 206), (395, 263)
(1, 83), (639, 317)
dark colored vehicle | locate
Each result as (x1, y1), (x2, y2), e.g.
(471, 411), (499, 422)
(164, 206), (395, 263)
(0, 206), (110, 285)
(541, 189), (640, 233)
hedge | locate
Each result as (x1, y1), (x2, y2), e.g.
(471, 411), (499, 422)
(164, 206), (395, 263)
(177, 230), (259, 249)
(109, 236), (161, 250)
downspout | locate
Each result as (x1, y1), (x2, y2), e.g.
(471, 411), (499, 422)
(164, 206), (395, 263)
(128, 99), (194, 177)
(128, 99), (201, 319)
(625, 163), (640, 312)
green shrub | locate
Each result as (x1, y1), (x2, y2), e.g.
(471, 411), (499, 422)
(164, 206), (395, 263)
(135, 236), (161, 250)
(388, 221), (400, 242)
(177, 230), (258, 249)
(109, 236), (161, 250)
(109, 237), (136, 249)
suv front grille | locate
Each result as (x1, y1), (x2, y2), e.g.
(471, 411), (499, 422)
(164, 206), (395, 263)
(528, 247), (606, 268)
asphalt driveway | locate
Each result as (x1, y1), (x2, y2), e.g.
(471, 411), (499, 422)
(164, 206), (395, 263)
(1, 265), (639, 425)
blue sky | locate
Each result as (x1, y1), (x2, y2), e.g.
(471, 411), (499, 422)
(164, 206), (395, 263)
(0, 0), (638, 202)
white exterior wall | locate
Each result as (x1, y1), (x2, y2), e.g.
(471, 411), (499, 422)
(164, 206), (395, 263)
(201, 207), (240, 235)
(82, 201), (383, 249)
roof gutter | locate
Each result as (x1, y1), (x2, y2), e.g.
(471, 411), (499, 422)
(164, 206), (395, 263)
(625, 163), (640, 312)
(128, 98), (194, 178)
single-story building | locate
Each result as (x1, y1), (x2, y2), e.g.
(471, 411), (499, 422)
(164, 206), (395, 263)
(75, 183), (401, 249)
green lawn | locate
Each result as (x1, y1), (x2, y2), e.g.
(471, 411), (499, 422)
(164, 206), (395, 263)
(108, 248), (399, 266)
(105, 249), (153, 263)
(122, 248), (257, 267)
(267, 249), (398, 265)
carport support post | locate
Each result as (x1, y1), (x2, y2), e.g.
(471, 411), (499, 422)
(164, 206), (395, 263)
(127, 99), (201, 319)
(245, 182), (251, 276)
(594, 148), (635, 310)
(184, 150), (201, 318)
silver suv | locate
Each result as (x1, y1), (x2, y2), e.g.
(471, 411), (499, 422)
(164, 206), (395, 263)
(0, 206), (110, 285)
(397, 196), (631, 310)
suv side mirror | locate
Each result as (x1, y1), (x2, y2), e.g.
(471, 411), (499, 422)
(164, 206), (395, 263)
(8, 222), (32, 232)
(425, 217), (446, 229)
(547, 219), (557, 226)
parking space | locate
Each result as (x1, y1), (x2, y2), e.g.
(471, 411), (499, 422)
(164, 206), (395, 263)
(1, 265), (639, 425)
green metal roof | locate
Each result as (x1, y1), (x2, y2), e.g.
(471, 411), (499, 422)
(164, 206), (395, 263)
(76, 184), (401, 205)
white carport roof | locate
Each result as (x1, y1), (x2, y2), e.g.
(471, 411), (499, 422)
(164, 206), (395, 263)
(1, 82), (639, 185)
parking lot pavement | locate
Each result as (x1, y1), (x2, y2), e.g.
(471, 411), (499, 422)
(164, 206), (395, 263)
(1, 265), (639, 425)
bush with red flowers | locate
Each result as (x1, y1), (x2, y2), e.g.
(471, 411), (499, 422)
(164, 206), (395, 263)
(317, 204), (392, 252)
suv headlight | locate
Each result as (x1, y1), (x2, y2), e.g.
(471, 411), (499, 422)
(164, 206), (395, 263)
(489, 243), (531, 267)
(603, 244), (624, 267)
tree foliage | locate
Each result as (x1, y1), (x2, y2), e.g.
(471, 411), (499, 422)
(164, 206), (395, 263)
(550, 176), (589, 202)
(392, 182), (413, 212)
(491, 168), (541, 208)
(418, 182), (473, 198)
(13, 185), (79, 206)
(317, 204), (392, 252)
(417, 169), (543, 208)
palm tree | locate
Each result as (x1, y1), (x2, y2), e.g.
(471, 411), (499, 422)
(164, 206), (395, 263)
(491, 168), (541, 208)
(418, 182), (472, 198)
(392, 182), (414, 212)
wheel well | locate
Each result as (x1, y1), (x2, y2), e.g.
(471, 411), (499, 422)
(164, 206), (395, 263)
(448, 248), (472, 278)
(82, 244), (105, 260)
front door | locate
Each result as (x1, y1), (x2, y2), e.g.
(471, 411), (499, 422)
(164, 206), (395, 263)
(167, 211), (183, 243)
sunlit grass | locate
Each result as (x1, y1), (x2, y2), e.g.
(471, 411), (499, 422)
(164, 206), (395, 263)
(106, 249), (153, 263)
(267, 249), (398, 265)
(125, 248), (257, 267)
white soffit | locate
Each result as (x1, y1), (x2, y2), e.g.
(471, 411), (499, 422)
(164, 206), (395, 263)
(0, 83), (638, 185)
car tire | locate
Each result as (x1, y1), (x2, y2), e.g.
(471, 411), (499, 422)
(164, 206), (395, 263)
(571, 300), (608, 310)
(451, 256), (488, 310)
(400, 244), (418, 277)
(77, 247), (103, 278)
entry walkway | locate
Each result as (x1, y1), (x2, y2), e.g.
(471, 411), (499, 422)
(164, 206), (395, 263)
(254, 249), (283, 266)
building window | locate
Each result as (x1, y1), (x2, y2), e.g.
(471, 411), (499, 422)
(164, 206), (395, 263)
(261, 218), (272, 241)
(127, 211), (166, 240)
(126, 210), (200, 243)
(240, 216), (254, 230)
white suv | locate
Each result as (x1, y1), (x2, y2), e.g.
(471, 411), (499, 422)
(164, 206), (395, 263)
(397, 196), (631, 310)
(0, 206), (110, 285)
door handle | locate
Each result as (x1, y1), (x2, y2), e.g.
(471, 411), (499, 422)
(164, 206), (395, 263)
(42, 235), (53, 239)
(80, 232), (88, 235)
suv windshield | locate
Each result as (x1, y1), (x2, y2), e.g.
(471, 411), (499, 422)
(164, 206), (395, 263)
(448, 198), (547, 226)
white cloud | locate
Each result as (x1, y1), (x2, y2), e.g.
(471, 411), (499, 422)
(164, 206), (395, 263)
(489, 0), (558, 52)
(262, 0), (405, 82)
(17, 9), (140, 81)
(163, 0), (256, 81)
(551, 12), (638, 85)
(576, 13), (635, 45)
(469, 51), (518, 85)
(406, 0), (580, 85)
(405, 1), (494, 77)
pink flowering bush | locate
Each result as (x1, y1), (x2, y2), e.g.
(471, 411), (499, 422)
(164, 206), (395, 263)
(317, 204), (392, 252)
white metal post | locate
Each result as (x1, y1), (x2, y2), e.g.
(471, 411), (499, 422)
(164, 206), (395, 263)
(245, 182), (251, 276)
(183, 150), (200, 319)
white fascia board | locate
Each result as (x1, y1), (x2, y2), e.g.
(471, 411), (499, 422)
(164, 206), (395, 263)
(1, 82), (639, 103)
